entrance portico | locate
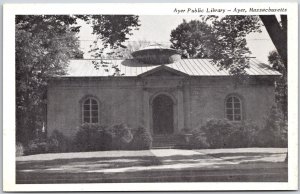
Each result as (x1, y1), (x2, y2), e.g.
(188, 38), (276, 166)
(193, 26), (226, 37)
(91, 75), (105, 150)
(142, 76), (185, 135)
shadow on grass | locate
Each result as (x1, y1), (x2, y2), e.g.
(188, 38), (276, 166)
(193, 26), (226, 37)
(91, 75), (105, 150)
(16, 150), (288, 183)
(17, 155), (162, 172)
(17, 151), (286, 174)
(203, 152), (287, 163)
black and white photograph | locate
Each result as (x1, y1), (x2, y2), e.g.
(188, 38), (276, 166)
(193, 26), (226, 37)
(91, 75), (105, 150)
(3, 2), (298, 191)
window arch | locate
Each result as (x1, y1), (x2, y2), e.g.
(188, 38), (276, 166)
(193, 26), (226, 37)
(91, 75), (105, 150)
(225, 95), (242, 121)
(82, 97), (99, 124)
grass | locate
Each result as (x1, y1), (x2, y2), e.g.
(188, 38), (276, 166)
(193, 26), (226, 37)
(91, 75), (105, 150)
(16, 148), (288, 183)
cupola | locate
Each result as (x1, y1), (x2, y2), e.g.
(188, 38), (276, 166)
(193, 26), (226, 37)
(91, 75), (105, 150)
(131, 43), (181, 65)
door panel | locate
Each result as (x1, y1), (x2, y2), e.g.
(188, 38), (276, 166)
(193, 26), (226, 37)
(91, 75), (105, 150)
(152, 94), (174, 134)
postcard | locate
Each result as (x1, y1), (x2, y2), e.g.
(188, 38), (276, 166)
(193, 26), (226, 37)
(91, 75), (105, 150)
(3, 2), (298, 191)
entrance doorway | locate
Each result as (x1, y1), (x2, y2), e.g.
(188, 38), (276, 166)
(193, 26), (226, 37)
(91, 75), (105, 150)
(152, 94), (174, 134)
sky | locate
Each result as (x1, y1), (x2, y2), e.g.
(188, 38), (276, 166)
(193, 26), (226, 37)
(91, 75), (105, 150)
(78, 15), (277, 64)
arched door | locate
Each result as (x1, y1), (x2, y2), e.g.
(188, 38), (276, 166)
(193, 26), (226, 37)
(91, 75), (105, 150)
(152, 94), (174, 134)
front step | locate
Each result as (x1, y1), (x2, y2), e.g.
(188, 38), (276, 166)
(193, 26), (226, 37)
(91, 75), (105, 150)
(152, 134), (183, 149)
(151, 146), (175, 149)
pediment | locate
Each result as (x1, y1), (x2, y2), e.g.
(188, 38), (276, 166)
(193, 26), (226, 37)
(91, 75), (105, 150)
(139, 65), (188, 77)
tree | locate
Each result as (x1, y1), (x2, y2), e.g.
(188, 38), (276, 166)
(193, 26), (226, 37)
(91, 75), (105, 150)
(171, 15), (288, 74)
(260, 15), (287, 68)
(261, 16), (287, 119)
(16, 15), (140, 144)
(258, 106), (287, 147)
(108, 40), (151, 59)
(16, 15), (82, 144)
(268, 50), (287, 118)
(87, 15), (140, 73)
(170, 20), (216, 58)
(88, 15), (140, 59)
(170, 16), (262, 74)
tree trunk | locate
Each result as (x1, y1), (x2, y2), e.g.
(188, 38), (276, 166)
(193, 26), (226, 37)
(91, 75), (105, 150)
(259, 15), (287, 69)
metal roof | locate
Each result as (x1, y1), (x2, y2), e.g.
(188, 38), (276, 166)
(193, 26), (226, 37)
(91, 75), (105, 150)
(61, 58), (281, 77)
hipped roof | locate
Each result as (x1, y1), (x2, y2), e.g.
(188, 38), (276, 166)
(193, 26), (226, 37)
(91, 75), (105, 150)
(60, 58), (281, 77)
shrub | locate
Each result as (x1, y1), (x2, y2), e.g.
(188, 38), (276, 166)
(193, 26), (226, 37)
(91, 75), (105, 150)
(16, 142), (24, 156)
(130, 127), (152, 150)
(191, 119), (260, 149)
(188, 130), (210, 149)
(108, 124), (133, 150)
(178, 128), (204, 149)
(47, 130), (72, 153)
(227, 121), (260, 148)
(257, 106), (287, 147)
(201, 119), (235, 148)
(74, 124), (112, 152)
(23, 138), (49, 155)
(181, 128), (193, 134)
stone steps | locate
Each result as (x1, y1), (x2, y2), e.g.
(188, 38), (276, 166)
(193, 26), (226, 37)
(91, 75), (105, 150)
(152, 134), (183, 149)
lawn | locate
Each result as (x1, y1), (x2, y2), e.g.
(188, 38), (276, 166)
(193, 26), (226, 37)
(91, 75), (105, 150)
(16, 148), (288, 183)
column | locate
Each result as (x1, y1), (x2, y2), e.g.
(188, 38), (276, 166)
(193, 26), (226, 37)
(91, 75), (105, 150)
(142, 88), (150, 133)
(177, 87), (184, 133)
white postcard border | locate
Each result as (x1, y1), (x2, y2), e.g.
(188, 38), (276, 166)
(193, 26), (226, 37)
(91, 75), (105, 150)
(3, 2), (298, 191)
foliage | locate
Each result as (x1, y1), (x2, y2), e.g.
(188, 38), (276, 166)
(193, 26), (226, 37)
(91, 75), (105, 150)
(16, 15), (83, 144)
(108, 124), (133, 150)
(171, 16), (288, 72)
(16, 142), (24, 156)
(227, 121), (260, 148)
(108, 40), (151, 59)
(16, 15), (140, 144)
(130, 127), (152, 150)
(188, 130), (210, 149)
(181, 128), (193, 134)
(21, 123), (153, 155)
(170, 16), (262, 75)
(268, 50), (286, 73)
(47, 130), (73, 153)
(189, 113), (287, 149)
(268, 50), (287, 119)
(74, 124), (112, 152)
(257, 106), (287, 147)
(191, 119), (260, 149)
(170, 20), (216, 58)
(23, 130), (71, 155)
(74, 124), (153, 151)
(201, 119), (235, 148)
(88, 15), (140, 73)
(89, 15), (140, 55)
(23, 138), (49, 155)
(260, 15), (287, 68)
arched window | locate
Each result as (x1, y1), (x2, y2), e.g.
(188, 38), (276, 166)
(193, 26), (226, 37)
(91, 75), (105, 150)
(225, 95), (242, 121)
(82, 97), (99, 124)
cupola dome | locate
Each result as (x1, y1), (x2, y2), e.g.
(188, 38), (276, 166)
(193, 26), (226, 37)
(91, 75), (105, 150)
(131, 43), (181, 65)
